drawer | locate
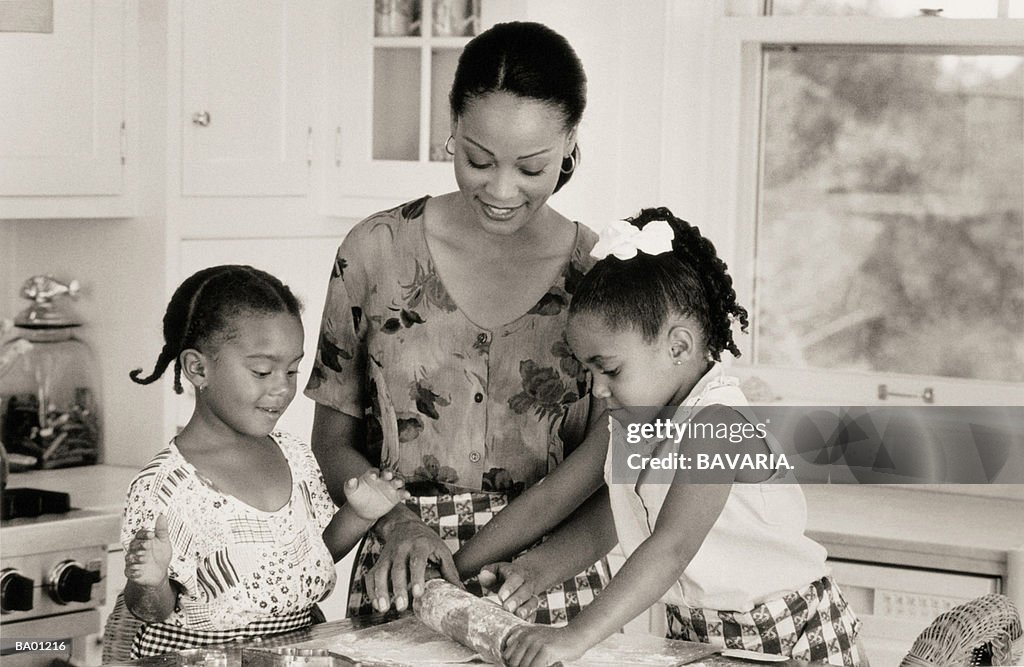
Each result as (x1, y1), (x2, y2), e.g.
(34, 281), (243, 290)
(828, 558), (1000, 665)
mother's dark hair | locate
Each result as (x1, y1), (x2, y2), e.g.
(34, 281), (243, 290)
(449, 21), (586, 193)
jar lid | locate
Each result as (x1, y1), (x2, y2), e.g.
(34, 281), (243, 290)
(13, 276), (82, 329)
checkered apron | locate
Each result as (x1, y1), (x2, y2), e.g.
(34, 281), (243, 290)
(131, 608), (318, 658)
(348, 491), (609, 624)
(665, 576), (864, 666)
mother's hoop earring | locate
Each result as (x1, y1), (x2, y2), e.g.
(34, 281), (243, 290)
(560, 150), (577, 175)
(445, 135), (455, 156)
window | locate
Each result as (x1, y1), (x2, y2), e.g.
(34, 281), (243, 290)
(371, 0), (482, 162)
(728, 0), (1024, 19)
(678, 4), (1024, 404)
(756, 47), (1023, 385)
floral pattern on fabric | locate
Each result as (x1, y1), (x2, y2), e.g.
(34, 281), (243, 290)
(507, 360), (579, 422)
(304, 196), (598, 492)
(119, 432), (337, 632)
(480, 467), (525, 499)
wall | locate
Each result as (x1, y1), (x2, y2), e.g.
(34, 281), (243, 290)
(0, 0), (170, 469)
(521, 1), (672, 227)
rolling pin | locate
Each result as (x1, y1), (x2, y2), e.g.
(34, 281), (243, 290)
(412, 579), (530, 664)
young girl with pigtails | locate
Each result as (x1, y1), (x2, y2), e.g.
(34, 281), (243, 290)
(465, 209), (865, 666)
(117, 265), (408, 658)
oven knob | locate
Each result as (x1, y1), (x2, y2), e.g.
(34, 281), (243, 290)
(47, 561), (102, 604)
(1, 568), (35, 613)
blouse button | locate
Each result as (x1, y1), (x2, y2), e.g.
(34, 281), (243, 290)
(474, 392), (483, 403)
(468, 451), (481, 463)
(476, 332), (488, 344)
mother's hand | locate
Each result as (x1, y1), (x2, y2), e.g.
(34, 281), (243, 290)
(366, 509), (461, 612)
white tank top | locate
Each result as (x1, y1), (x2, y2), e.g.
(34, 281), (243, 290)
(603, 364), (828, 611)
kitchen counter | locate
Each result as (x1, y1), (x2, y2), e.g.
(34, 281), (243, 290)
(3, 466), (1024, 602)
(2, 464), (138, 555)
(804, 484), (1024, 573)
(106, 613), (810, 666)
(804, 484), (1024, 608)
(5, 464), (139, 512)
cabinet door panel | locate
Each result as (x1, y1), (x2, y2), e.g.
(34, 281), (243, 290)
(181, 0), (315, 196)
(323, 1), (530, 216)
(828, 558), (999, 665)
(0, 0), (124, 196)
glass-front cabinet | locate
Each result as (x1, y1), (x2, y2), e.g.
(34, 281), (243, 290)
(322, 0), (523, 217)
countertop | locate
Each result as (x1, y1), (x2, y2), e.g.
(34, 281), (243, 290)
(803, 485), (1024, 581)
(4, 464), (139, 512)
(4, 465), (1024, 589)
(107, 613), (809, 666)
(2, 464), (138, 556)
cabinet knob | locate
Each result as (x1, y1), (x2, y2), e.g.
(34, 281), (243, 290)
(191, 111), (211, 127)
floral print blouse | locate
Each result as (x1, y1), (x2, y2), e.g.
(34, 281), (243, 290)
(305, 196), (598, 495)
(119, 432), (338, 630)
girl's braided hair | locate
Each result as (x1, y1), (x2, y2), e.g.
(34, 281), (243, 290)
(130, 265), (302, 394)
(570, 207), (749, 361)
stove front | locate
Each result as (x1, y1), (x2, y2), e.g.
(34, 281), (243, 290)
(2, 530), (108, 666)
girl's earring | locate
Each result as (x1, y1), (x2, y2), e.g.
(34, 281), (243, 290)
(673, 359), (684, 366)
(197, 384), (206, 394)
(445, 135), (455, 156)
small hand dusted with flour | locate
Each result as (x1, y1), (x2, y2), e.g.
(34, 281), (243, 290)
(125, 514), (171, 586)
(344, 468), (409, 521)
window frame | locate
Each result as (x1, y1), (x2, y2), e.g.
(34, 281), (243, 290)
(663, 4), (1024, 405)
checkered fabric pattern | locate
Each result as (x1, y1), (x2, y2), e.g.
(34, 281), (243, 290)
(666, 576), (864, 666)
(131, 608), (315, 658)
(348, 490), (608, 625)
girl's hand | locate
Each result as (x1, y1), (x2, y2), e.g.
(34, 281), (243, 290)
(477, 561), (542, 620)
(345, 468), (410, 521)
(125, 514), (172, 587)
(502, 625), (587, 667)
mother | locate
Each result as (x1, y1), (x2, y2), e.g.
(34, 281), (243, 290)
(305, 21), (608, 622)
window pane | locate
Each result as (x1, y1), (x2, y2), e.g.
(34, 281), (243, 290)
(756, 49), (1024, 382)
(373, 47), (421, 160)
(768, 0), (1008, 18)
(375, 0), (422, 37)
(432, 0), (480, 37)
(429, 48), (460, 162)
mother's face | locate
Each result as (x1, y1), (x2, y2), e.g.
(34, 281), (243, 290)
(451, 91), (576, 236)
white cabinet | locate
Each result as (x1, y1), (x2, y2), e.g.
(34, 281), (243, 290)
(179, 0), (319, 197)
(828, 558), (1000, 666)
(321, 0), (523, 217)
(0, 0), (136, 219)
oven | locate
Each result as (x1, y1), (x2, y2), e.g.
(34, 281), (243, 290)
(1, 496), (114, 667)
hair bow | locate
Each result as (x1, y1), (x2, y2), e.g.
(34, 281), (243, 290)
(590, 219), (674, 261)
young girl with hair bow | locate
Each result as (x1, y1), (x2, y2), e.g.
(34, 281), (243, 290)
(466, 208), (865, 666)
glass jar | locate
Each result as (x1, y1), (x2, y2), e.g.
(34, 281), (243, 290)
(0, 276), (100, 470)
